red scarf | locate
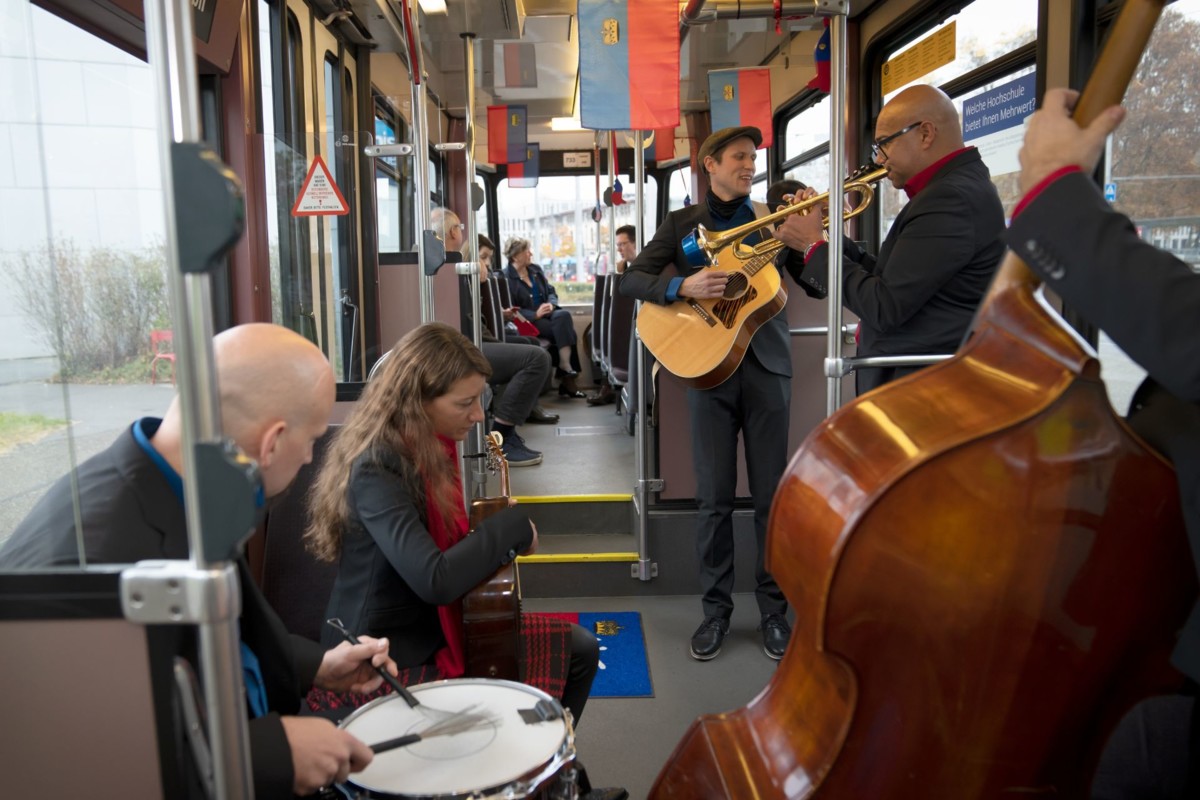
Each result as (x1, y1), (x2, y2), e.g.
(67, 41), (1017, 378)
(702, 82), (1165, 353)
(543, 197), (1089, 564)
(424, 435), (469, 678)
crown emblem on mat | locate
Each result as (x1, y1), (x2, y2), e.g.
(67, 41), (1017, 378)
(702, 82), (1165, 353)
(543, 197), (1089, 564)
(593, 619), (623, 636)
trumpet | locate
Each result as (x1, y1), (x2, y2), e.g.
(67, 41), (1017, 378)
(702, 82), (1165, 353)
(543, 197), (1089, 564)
(682, 164), (889, 268)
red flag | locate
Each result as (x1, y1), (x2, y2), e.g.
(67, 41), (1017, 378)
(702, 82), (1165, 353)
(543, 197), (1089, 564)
(708, 68), (773, 149)
(579, 0), (679, 130)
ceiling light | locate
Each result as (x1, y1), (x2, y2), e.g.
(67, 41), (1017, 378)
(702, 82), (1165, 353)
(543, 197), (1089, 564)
(417, 0), (448, 15)
(551, 116), (585, 132)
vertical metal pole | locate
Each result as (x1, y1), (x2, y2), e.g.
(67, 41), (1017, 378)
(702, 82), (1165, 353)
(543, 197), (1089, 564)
(632, 131), (653, 580)
(144, 1), (252, 797)
(400, 0), (434, 322)
(462, 31), (487, 499)
(825, 10), (849, 415)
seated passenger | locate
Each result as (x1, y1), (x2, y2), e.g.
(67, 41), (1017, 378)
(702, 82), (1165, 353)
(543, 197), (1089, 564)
(304, 322), (600, 725)
(0, 323), (395, 799)
(431, 208), (550, 465)
(503, 237), (586, 397)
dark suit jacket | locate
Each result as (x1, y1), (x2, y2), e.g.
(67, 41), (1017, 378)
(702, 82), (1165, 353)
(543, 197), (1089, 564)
(802, 148), (1005, 394)
(1008, 170), (1200, 683)
(321, 447), (533, 668)
(619, 199), (806, 378)
(504, 262), (560, 319)
(0, 425), (324, 800)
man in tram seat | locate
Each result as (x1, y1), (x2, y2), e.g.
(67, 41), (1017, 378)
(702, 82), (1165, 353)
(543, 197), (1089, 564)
(775, 83), (1006, 396)
(587, 224), (639, 407)
(431, 207), (552, 466)
(619, 126), (807, 662)
(1010, 87), (1200, 800)
(0, 324), (397, 799)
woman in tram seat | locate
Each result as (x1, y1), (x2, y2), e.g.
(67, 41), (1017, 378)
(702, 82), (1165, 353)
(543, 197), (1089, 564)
(502, 236), (586, 397)
(302, 322), (599, 725)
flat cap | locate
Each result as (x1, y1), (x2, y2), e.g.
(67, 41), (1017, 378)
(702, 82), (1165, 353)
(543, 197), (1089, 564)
(697, 126), (763, 166)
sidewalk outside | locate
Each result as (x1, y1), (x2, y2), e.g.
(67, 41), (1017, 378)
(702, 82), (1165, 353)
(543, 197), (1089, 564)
(0, 380), (174, 545)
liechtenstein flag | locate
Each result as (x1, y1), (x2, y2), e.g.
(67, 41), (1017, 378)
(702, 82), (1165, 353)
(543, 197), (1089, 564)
(708, 68), (774, 149)
(578, 0), (679, 131)
(508, 143), (540, 188)
(487, 104), (528, 165)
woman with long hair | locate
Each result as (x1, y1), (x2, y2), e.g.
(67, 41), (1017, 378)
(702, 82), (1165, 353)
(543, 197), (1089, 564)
(503, 237), (586, 397)
(304, 323), (599, 722)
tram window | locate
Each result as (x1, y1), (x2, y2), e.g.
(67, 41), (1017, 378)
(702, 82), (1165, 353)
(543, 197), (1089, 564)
(257, 2), (314, 338)
(496, 174), (656, 302)
(373, 95), (414, 251)
(667, 166), (694, 213)
(1097, 0), (1200, 412)
(783, 96), (831, 163)
(879, 0), (1037, 103)
(0, 5), (170, 553)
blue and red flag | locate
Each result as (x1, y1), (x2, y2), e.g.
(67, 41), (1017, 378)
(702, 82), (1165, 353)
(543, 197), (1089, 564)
(508, 143), (540, 188)
(487, 104), (528, 165)
(708, 68), (773, 149)
(807, 19), (831, 94)
(578, 0), (679, 131)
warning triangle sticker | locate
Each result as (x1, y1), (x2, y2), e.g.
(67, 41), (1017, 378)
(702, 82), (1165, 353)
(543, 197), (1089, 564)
(291, 154), (350, 217)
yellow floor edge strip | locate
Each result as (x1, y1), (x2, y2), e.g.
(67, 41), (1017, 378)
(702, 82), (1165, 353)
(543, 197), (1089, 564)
(516, 552), (639, 564)
(512, 494), (632, 504)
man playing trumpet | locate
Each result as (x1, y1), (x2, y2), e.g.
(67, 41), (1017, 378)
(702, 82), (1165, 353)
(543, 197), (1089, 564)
(776, 84), (1006, 395)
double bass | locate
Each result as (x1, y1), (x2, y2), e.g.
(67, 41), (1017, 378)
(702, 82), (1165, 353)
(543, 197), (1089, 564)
(650, 1), (1196, 796)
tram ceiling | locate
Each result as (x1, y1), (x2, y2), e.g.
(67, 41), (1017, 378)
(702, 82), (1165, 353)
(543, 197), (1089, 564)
(355, 0), (885, 134)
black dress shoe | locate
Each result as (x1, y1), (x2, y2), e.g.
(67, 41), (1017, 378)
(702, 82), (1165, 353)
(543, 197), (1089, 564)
(690, 616), (730, 661)
(760, 613), (791, 660)
(525, 405), (559, 424)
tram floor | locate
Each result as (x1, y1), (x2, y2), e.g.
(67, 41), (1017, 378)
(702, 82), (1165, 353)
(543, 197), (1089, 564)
(523, 592), (782, 798)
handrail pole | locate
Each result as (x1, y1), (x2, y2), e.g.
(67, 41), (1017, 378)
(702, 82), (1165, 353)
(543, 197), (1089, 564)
(825, 7), (849, 415)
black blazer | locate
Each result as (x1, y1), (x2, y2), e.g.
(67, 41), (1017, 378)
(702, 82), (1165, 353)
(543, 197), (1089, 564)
(321, 447), (534, 668)
(1008, 170), (1200, 683)
(504, 262), (560, 319)
(0, 426), (323, 800)
(802, 148), (1005, 394)
(619, 200), (806, 379)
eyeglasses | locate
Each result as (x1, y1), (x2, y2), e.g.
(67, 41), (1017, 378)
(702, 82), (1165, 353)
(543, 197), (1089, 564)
(453, 223), (466, 232)
(870, 121), (923, 161)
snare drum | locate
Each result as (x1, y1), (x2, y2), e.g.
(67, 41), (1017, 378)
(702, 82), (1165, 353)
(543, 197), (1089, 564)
(338, 678), (577, 799)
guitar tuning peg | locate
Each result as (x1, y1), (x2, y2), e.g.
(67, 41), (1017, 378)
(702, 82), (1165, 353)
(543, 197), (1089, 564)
(489, 431), (504, 446)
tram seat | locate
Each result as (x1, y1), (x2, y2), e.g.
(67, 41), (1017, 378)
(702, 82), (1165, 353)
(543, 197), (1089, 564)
(600, 275), (614, 374)
(606, 279), (637, 390)
(258, 425), (340, 642)
(590, 274), (608, 368)
(150, 329), (176, 385)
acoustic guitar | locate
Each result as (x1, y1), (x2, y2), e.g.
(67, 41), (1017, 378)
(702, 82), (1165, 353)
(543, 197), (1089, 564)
(463, 432), (521, 680)
(635, 227), (787, 390)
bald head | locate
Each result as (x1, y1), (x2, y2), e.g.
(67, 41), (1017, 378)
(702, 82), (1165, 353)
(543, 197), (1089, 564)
(873, 85), (965, 189)
(154, 323), (335, 498)
(881, 85), (963, 152)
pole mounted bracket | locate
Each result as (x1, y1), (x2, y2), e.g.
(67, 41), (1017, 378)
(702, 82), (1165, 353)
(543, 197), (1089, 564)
(172, 143), (244, 274)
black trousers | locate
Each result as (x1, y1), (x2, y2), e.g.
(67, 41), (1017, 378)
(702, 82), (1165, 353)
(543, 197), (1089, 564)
(686, 352), (789, 620)
(561, 622), (600, 725)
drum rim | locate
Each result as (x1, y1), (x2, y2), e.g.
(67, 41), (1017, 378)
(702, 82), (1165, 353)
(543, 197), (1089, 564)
(337, 677), (577, 800)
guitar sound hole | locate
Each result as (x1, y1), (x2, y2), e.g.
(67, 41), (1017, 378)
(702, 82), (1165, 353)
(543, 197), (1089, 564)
(723, 273), (748, 299)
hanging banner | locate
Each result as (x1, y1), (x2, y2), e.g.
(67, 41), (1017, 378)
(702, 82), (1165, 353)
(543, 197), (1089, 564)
(487, 104), (528, 165)
(291, 154), (349, 217)
(578, 0), (679, 131)
(708, 68), (773, 148)
(647, 126), (676, 162)
(509, 143), (540, 188)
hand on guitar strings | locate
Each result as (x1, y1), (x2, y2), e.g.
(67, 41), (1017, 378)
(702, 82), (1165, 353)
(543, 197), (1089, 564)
(680, 269), (730, 299)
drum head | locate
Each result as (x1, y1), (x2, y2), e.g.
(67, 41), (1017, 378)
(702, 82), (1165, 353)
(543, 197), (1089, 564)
(339, 678), (573, 799)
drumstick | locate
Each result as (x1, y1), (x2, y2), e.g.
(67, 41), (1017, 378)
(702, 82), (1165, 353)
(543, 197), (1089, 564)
(369, 713), (497, 754)
(326, 617), (421, 709)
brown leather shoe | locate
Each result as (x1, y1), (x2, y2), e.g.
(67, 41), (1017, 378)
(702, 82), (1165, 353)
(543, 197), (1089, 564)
(558, 373), (585, 398)
(586, 383), (616, 406)
(525, 405), (559, 424)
